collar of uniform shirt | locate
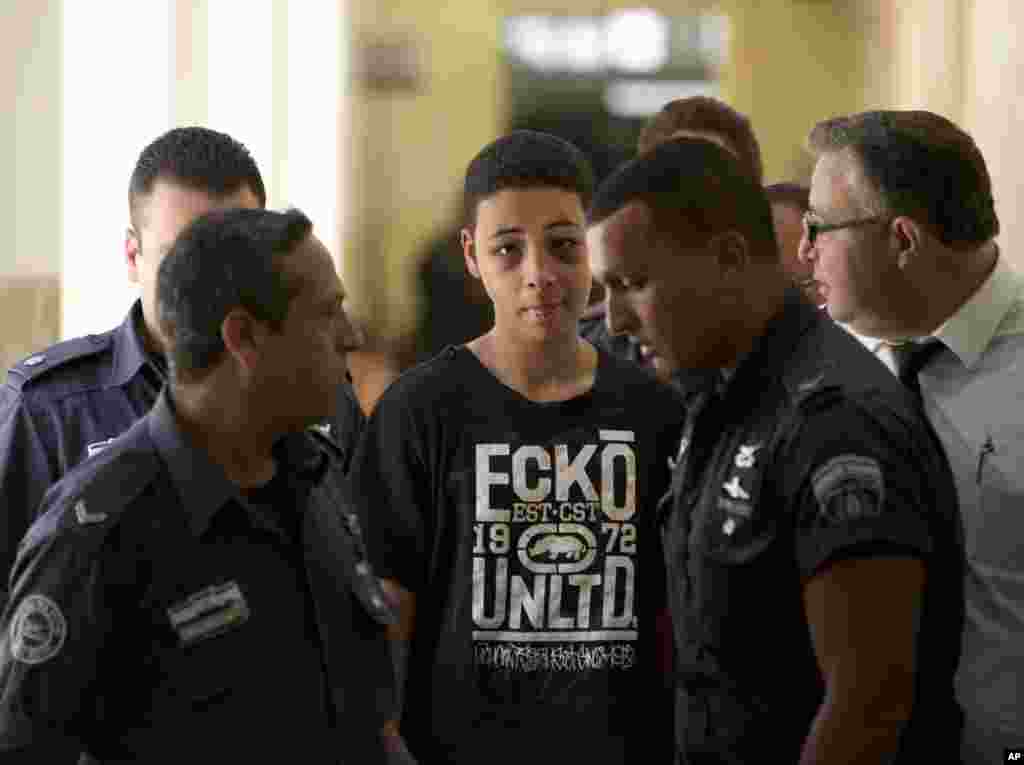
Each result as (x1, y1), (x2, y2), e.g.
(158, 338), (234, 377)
(725, 287), (818, 392)
(844, 251), (1023, 371)
(109, 299), (165, 387)
(147, 389), (239, 536)
(146, 390), (327, 537)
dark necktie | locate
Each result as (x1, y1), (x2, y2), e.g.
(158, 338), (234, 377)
(894, 339), (945, 401)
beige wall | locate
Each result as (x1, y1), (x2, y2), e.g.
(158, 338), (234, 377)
(348, 0), (506, 337)
(0, 1), (62, 369)
(716, 0), (871, 184)
(862, 0), (1024, 269)
(964, 0), (1024, 268)
(4, 0), (1024, 368)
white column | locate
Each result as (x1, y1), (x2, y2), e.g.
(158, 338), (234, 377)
(61, 0), (175, 338)
(284, 0), (348, 269)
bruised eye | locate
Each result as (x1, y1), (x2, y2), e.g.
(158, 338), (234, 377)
(549, 236), (583, 260)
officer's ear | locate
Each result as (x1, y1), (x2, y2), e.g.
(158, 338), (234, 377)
(221, 308), (269, 374)
(708, 230), (751, 283)
(126, 227), (141, 284)
(462, 228), (481, 280)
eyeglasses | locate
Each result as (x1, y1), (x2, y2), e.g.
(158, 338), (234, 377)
(802, 212), (889, 245)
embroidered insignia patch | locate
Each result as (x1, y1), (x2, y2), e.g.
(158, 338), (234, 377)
(10, 594), (67, 665)
(734, 443), (762, 469)
(167, 581), (250, 647)
(811, 454), (885, 523)
(74, 499), (108, 525)
(722, 475), (751, 501)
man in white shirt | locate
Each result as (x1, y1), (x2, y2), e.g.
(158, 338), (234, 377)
(800, 109), (1024, 764)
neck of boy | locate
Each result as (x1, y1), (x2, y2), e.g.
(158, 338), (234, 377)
(469, 329), (598, 403)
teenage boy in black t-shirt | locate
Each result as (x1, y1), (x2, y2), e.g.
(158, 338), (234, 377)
(353, 131), (685, 764)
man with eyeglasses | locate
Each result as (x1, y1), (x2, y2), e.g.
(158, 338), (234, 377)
(800, 109), (1024, 764)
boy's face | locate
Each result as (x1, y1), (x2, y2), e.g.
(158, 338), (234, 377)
(462, 187), (590, 346)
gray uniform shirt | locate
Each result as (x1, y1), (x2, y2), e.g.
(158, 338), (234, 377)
(852, 253), (1024, 762)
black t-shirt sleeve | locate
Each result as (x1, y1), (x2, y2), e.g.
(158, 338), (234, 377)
(350, 391), (431, 591)
(778, 397), (937, 580)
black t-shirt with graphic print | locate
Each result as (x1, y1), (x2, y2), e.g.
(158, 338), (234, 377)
(354, 345), (685, 764)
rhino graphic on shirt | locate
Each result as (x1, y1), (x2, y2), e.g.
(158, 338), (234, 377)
(529, 534), (586, 561)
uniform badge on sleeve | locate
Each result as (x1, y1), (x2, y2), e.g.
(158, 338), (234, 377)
(811, 454), (885, 523)
(167, 581), (250, 647)
(10, 594), (67, 665)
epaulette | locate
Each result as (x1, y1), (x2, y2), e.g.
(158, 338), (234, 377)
(23, 442), (161, 551)
(5, 332), (113, 392)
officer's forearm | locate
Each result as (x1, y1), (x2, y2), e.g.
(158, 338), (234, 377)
(381, 721), (418, 765)
(800, 695), (910, 765)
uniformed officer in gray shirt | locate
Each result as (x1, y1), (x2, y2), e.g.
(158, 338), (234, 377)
(0, 208), (409, 763)
(800, 109), (1024, 763)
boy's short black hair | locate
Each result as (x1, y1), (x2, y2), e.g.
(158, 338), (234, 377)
(589, 137), (777, 260)
(462, 130), (595, 227)
(157, 207), (312, 379)
(129, 126), (267, 227)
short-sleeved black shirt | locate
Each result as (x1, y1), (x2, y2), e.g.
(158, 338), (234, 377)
(663, 290), (965, 762)
(353, 345), (685, 764)
(0, 391), (395, 764)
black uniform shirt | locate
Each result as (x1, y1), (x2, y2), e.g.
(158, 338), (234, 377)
(663, 290), (965, 763)
(0, 302), (164, 610)
(0, 391), (395, 764)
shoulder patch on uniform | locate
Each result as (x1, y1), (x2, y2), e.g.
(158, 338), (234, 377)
(6, 333), (113, 392)
(9, 594), (67, 664)
(810, 454), (885, 523)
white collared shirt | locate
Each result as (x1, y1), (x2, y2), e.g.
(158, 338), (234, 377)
(845, 253), (1024, 746)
